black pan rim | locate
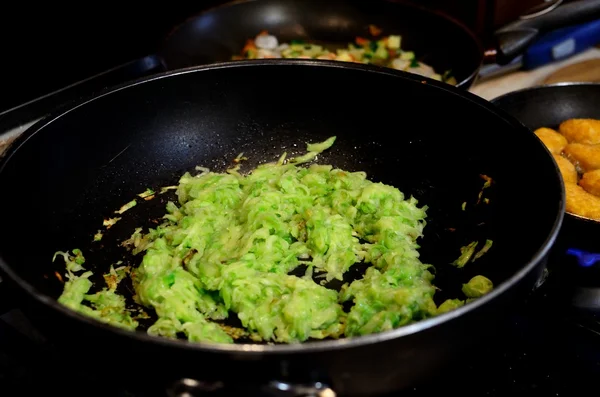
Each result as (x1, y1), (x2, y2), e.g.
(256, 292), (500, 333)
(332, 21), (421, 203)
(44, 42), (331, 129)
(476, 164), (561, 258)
(491, 82), (600, 226)
(158, 0), (483, 89)
(491, 81), (600, 102)
(0, 59), (565, 355)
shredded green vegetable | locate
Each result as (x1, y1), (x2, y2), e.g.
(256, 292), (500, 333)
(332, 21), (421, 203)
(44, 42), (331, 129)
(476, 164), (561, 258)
(115, 199), (137, 214)
(103, 217), (121, 228)
(451, 241), (479, 268)
(93, 230), (103, 242)
(55, 136), (493, 344)
(473, 239), (493, 262)
(138, 188), (155, 199)
(462, 275), (494, 298)
(436, 298), (465, 314)
(451, 238), (494, 269)
(54, 250), (138, 330)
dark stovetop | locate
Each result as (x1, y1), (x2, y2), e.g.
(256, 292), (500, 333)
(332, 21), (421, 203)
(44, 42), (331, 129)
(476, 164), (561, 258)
(2, 249), (600, 397)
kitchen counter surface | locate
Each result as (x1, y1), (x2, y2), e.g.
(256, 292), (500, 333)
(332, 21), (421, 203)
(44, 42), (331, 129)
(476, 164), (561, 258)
(470, 47), (600, 100)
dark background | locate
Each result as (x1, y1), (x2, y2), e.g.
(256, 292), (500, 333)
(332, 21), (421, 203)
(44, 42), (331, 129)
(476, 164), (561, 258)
(0, 0), (543, 113)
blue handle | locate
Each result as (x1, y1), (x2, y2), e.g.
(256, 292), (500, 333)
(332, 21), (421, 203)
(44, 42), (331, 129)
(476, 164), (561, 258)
(522, 19), (600, 70)
(566, 248), (600, 267)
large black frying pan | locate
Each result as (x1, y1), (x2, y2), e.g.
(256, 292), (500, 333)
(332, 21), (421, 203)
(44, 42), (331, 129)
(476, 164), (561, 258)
(492, 83), (600, 306)
(0, 60), (563, 396)
(155, 0), (600, 89)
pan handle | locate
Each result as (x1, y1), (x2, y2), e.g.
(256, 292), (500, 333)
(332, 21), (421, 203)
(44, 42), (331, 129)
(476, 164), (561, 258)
(492, 0), (600, 65)
(166, 378), (337, 397)
(0, 54), (166, 134)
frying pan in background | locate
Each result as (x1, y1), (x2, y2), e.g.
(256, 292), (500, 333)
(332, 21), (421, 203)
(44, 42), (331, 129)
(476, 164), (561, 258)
(0, 60), (563, 396)
(3, 0), (599, 135)
(491, 83), (600, 310)
(155, 0), (600, 89)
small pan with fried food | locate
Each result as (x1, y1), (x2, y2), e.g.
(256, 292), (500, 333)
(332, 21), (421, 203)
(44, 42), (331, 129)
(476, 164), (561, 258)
(492, 83), (600, 273)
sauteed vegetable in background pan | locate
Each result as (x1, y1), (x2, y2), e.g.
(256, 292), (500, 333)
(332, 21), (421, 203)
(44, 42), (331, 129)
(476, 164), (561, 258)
(156, 0), (600, 89)
(0, 60), (563, 396)
(3, 0), (600, 136)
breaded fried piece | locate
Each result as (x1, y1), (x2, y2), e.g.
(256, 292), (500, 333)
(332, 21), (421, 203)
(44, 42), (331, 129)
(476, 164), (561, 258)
(563, 143), (600, 172)
(534, 127), (568, 154)
(565, 184), (600, 220)
(552, 154), (578, 184)
(580, 169), (600, 197)
(559, 118), (600, 145)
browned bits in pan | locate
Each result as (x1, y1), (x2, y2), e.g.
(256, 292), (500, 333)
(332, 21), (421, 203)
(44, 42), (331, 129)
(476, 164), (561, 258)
(54, 271), (63, 283)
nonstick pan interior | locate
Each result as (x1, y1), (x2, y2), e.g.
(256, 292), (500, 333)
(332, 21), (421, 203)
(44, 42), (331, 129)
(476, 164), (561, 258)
(0, 61), (562, 348)
(491, 83), (600, 131)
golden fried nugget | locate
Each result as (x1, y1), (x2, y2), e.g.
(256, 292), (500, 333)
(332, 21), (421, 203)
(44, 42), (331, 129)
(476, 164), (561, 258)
(559, 118), (600, 145)
(580, 169), (600, 197)
(534, 127), (568, 154)
(565, 184), (600, 220)
(552, 154), (578, 184)
(563, 143), (600, 172)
